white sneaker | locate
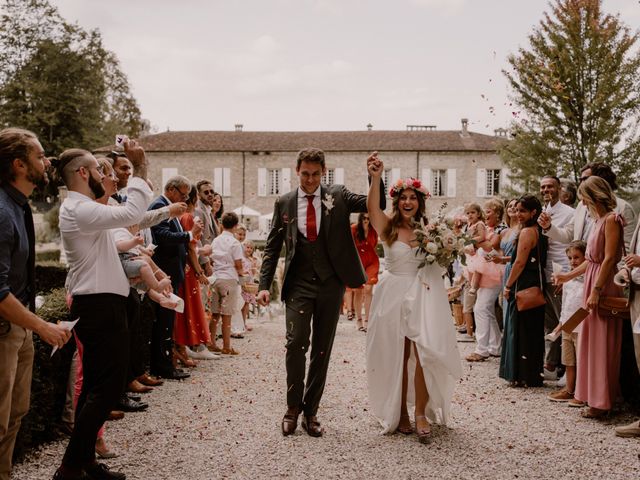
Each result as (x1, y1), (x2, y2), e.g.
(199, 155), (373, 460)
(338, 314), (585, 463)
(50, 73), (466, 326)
(187, 346), (220, 360)
(556, 373), (566, 387)
(543, 367), (558, 381)
(457, 333), (475, 343)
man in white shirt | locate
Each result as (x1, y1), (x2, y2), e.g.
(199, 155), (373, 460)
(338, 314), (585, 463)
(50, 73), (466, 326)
(539, 175), (575, 373)
(53, 141), (152, 480)
(210, 212), (245, 355)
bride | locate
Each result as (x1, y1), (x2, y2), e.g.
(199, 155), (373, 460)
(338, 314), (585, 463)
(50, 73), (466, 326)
(365, 153), (462, 443)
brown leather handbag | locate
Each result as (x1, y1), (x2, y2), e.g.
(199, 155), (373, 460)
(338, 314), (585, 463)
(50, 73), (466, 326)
(598, 296), (630, 319)
(515, 231), (546, 312)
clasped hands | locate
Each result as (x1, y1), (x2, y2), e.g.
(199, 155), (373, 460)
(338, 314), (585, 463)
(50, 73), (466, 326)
(367, 151), (383, 177)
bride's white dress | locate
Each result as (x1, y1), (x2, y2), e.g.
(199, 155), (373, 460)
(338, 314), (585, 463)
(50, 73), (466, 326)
(366, 241), (462, 434)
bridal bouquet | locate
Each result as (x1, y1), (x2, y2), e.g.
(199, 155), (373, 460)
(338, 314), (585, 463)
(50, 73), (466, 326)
(413, 202), (472, 269)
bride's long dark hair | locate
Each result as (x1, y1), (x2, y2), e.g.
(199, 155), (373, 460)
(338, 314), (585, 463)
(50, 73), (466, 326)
(385, 188), (428, 245)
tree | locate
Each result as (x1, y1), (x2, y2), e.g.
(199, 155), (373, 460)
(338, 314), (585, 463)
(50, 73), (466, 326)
(501, 0), (640, 194)
(0, 0), (147, 154)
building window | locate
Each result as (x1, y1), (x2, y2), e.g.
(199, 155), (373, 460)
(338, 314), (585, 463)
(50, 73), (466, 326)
(431, 169), (447, 197)
(486, 169), (501, 196)
(323, 168), (335, 185)
(268, 169), (280, 195)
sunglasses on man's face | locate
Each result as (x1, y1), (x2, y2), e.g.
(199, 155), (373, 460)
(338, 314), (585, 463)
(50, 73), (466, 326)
(202, 189), (214, 195)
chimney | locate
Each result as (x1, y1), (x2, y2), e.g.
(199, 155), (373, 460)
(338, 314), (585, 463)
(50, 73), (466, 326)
(367, 123), (373, 131)
(235, 124), (243, 132)
(461, 118), (469, 137)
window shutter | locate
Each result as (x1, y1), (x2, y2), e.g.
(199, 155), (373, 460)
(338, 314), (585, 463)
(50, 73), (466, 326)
(501, 168), (511, 193)
(335, 168), (344, 185)
(446, 168), (456, 197)
(281, 168), (291, 194)
(258, 168), (267, 197)
(223, 167), (231, 196)
(391, 168), (401, 185)
(213, 167), (223, 193)
(421, 168), (432, 193)
(161, 168), (178, 190)
(476, 168), (487, 197)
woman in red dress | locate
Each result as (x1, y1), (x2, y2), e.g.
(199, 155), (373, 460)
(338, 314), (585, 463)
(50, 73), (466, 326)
(173, 186), (212, 366)
(351, 213), (380, 332)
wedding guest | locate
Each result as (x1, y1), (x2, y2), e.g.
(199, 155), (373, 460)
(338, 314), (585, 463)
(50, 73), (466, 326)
(539, 162), (636, 250)
(173, 186), (212, 365)
(240, 240), (260, 330)
(539, 175), (574, 377)
(351, 213), (379, 332)
(547, 240), (587, 405)
(148, 176), (202, 380)
(500, 194), (548, 388)
(0, 128), (71, 480)
(209, 212), (245, 355)
(230, 225), (248, 338)
(614, 217), (640, 437)
(554, 176), (625, 418)
(54, 140), (151, 480)
(466, 199), (505, 362)
(560, 180), (577, 207)
(105, 151), (132, 203)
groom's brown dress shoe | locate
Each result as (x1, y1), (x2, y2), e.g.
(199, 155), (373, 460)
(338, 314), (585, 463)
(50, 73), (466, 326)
(301, 415), (323, 437)
(281, 408), (300, 436)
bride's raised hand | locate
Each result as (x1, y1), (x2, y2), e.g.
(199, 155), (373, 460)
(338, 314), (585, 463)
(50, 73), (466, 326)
(367, 151), (383, 178)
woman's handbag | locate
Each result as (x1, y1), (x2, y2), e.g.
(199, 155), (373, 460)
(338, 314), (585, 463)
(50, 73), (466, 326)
(515, 230), (546, 312)
(598, 296), (631, 319)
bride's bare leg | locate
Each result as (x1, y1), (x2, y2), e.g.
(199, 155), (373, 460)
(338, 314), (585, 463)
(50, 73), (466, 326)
(413, 344), (431, 436)
(397, 338), (413, 433)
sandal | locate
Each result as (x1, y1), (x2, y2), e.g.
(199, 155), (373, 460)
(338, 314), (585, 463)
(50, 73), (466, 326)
(465, 353), (488, 362)
(415, 415), (432, 444)
(397, 415), (413, 435)
(347, 310), (355, 321)
(357, 318), (364, 331)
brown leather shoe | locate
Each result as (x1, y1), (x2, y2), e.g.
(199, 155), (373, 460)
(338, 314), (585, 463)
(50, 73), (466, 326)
(138, 373), (164, 387)
(128, 379), (153, 393)
(281, 407), (300, 436)
(301, 415), (323, 437)
(107, 410), (125, 421)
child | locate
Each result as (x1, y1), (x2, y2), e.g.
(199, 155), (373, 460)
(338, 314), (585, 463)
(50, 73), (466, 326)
(114, 225), (176, 309)
(464, 203), (487, 295)
(240, 240), (260, 330)
(547, 240), (587, 405)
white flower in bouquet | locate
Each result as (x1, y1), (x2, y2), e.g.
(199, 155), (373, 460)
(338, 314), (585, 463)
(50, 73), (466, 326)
(426, 242), (438, 254)
(426, 254), (436, 263)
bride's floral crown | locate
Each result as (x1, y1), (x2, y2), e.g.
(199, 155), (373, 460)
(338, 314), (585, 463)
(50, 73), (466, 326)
(389, 177), (431, 199)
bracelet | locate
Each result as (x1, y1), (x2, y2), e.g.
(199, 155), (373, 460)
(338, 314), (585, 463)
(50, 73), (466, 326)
(594, 286), (602, 292)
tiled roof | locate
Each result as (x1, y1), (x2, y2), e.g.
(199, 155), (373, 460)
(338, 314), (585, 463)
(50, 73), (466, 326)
(95, 129), (503, 153)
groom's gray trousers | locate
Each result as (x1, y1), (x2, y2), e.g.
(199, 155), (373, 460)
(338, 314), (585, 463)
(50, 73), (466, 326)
(284, 232), (345, 416)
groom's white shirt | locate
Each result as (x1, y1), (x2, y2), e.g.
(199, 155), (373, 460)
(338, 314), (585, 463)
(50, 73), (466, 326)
(297, 186), (321, 239)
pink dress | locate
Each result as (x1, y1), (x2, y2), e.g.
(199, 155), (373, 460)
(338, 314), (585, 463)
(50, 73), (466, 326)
(575, 213), (625, 410)
(466, 225), (503, 285)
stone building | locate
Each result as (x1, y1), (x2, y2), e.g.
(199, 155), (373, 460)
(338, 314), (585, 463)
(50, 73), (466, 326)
(96, 119), (510, 234)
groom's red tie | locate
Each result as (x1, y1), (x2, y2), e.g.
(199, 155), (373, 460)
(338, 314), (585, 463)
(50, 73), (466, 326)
(306, 194), (317, 242)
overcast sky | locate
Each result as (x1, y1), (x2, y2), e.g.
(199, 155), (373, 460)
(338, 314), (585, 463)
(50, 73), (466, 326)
(47, 0), (639, 135)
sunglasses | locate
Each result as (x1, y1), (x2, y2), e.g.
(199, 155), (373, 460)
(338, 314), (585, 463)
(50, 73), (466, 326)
(202, 189), (214, 195)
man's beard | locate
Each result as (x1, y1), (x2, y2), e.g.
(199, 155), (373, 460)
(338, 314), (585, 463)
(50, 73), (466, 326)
(89, 174), (105, 198)
(26, 163), (48, 191)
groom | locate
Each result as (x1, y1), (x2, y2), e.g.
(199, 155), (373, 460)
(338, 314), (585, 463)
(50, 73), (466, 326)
(257, 148), (385, 437)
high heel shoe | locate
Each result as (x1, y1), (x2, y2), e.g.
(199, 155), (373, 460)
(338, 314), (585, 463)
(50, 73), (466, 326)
(415, 415), (432, 444)
(397, 414), (413, 435)
(173, 346), (197, 368)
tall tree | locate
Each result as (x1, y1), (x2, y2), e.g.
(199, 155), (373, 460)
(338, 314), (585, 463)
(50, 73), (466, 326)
(501, 0), (640, 193)
(0, 0), (147, 153)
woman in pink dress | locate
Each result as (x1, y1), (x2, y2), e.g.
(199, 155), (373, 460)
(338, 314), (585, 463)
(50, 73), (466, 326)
(555, 176), (625, 418)
(173, 186), (212, 366)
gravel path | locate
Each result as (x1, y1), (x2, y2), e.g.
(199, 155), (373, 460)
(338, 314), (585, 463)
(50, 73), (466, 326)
(13, 312), (640, 480)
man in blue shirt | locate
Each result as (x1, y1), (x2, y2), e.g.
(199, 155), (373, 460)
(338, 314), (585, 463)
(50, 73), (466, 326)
(0, 128), (71, 480)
